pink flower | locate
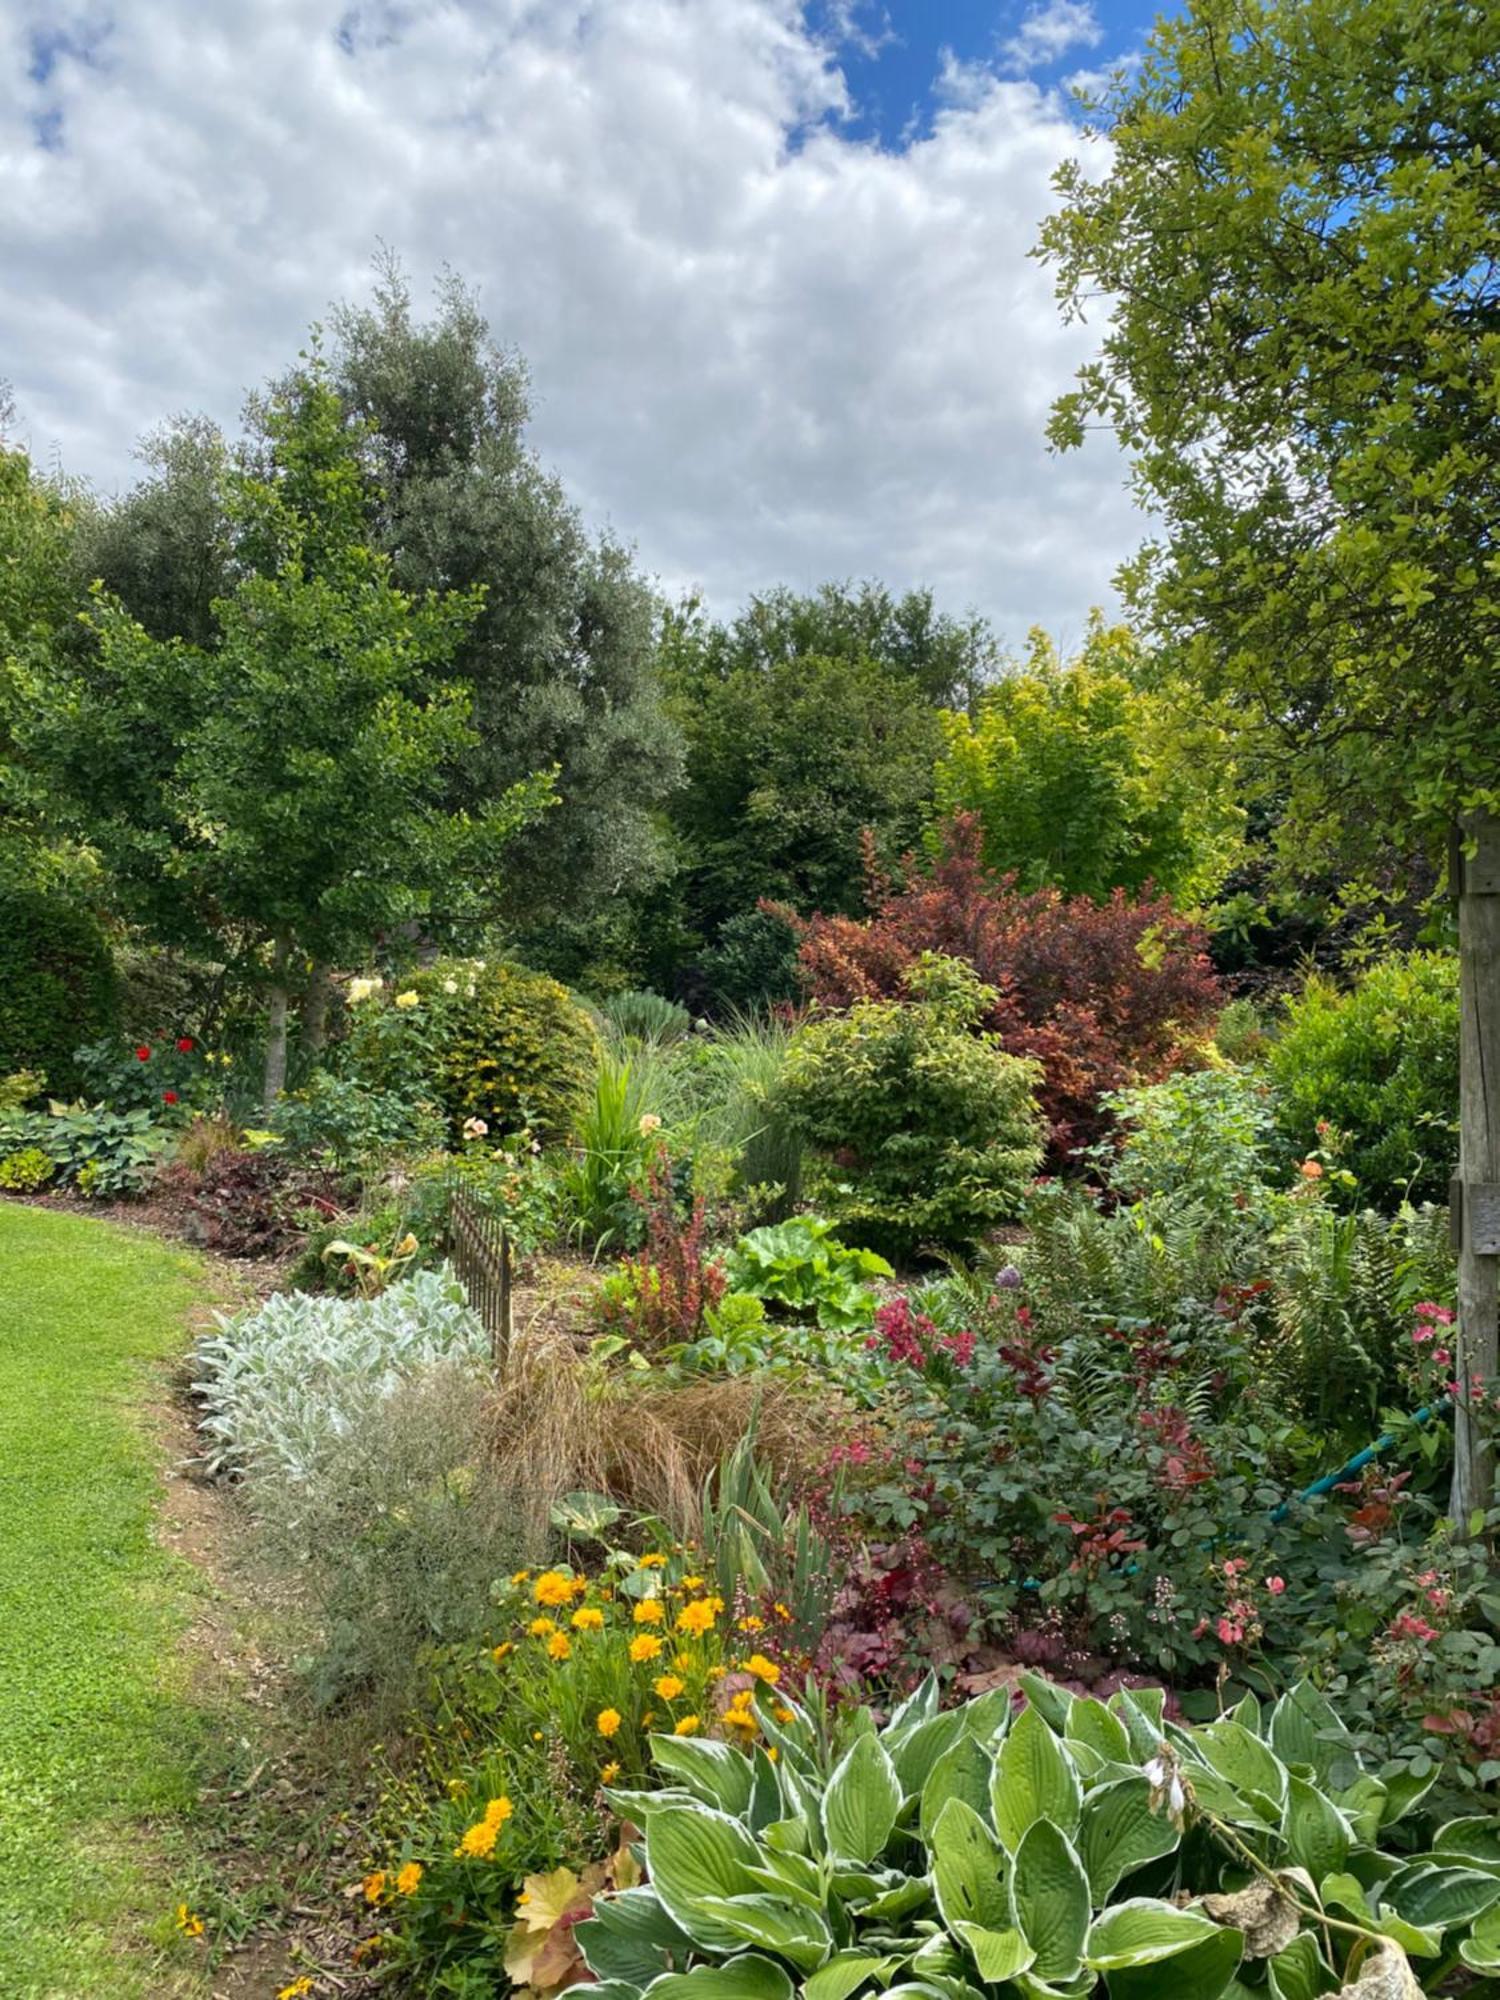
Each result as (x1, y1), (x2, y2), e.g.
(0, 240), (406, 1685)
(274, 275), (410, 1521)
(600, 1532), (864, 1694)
(1216, 1616), (1243, 1645)
(1387, 1612), (1440, 1644)
(1265, 1575), (1285, 1595)
(1433, 1347), (1451, 1367)
(1413, 1301), (1454, 1325)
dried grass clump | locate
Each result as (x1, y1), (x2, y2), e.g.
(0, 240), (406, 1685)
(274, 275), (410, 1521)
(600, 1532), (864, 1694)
(486, 1324), (845, 1553)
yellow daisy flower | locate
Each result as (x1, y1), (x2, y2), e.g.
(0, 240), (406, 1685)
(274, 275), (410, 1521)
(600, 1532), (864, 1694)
(395, 1861), (423, 1896)
(633, 1599), (664, 1625)
(653, 1674), (685, 1700)
(571, 1607), (605, 1631)
(630, 1633), (664, 1663)
(673, 1714), (701, 1736)
(547, 1632), (572, 1661)
(597, 1709), (622, 1738)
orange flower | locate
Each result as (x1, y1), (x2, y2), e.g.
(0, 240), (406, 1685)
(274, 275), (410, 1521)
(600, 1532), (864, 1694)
(395, 1861), (423, 1896)
(547, 1632), (572, 1661)
(597, 1709), (622, 1738)
(653, 1674), (685, 1700)
(362, 1871), (387, 1903)
(1300, 1160), (1324, 1179)
(742, 1653), (781, 1685)
(633, 1599), (665, 1625)
(483, 1796), (514, 1826)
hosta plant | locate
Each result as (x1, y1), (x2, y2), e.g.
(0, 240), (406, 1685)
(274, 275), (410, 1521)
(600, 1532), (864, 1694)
(577, 1673), (1499, 1999)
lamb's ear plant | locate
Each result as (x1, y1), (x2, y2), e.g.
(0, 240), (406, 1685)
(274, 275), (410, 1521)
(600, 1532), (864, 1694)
(581, 1675), (1499, 1999)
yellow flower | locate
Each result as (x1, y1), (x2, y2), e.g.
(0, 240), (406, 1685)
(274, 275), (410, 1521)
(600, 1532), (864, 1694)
(547, 1632), (572, 1661)
(455, 1819), (498, 1859)
(483, 1796), (514, 1826)
(767, 1746), (780, 1762)
(395, 1862), (423, 1896)
(673, 1651), (693, 1670)
(638, 1113), (662, 1136)
(571, 1607), (605, 1631)
(680, 1574), (705, 1591)
(707, 1663), (727, 1681)
(534, 1571), (576, 1607)
(394, 1232), (418, 1256)
(629, 1633), (664, 1663)
(347, 976), (380, 1004)
(742, 1653), (782, 1685)
(673, 1714), (701, 1736)
(571, 1575), (590, 1597)
(773, 1602), (791, 1620)
(277, 1981), (314, 2000)
(737, 1615), (765, 1633)
(492, 1642), (514, 1664)
(654, 1674), (685, 1700)
(528, 1617), (557, 1637)
(510, 1569), (531, 1586)
(600, 1760), (621, 1784)
(533, 1730), (544, 1741)
(597, 1709), (622, 1738)
(175, 1904), (205, 1938)
(363, 1871), (387, 1903)
(637, 1552), (667, 1568)
(773, 1704), (795, 1724)
(642, 1711), (656, 1727)
(633, 1599), (664, 1625)
(676, 1599), (718, 1636)
(394, 989), (420, 1010)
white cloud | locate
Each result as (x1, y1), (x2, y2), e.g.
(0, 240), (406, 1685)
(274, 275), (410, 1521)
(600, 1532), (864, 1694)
(0, 0), (1140, 642)
(1000, 1), (1104, 76)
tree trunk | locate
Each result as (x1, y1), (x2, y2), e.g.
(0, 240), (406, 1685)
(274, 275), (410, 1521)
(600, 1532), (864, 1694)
(299, 958), (333, 1057)
(1451, 812), (1500, 1531)
(263, 937), (292, 1114)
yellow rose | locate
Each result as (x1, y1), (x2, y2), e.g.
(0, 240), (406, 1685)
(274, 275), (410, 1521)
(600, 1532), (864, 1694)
(394, 990), (420, 1010)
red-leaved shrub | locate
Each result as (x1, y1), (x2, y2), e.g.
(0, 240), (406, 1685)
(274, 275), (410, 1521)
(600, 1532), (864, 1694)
(776, 814), (1221, 1153)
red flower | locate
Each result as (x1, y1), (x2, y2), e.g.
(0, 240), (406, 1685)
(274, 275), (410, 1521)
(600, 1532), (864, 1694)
(135, 1045), (151, 1062)
(175, 1037), (194, 1053)
(162, 1090), (179, 1105)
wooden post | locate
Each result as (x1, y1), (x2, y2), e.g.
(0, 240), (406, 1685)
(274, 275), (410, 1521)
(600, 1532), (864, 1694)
(1451, 811), (1500, 1530)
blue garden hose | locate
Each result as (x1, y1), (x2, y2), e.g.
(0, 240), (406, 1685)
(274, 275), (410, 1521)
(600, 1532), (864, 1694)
(1267, 1394), (1452, 1523)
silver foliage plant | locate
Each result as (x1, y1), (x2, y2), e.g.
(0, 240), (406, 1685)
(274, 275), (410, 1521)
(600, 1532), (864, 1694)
(193, 1267), (487, 1487)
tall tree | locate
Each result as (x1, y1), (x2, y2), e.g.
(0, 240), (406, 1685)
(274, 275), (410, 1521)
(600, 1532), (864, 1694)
(326, 260), (682, 948)
(1040, 0), (1500, 1516)
(33, 366), (548, 1104)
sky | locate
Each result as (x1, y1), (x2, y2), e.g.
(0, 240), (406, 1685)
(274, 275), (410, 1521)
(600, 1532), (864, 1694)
(1, 0), (1168, 645)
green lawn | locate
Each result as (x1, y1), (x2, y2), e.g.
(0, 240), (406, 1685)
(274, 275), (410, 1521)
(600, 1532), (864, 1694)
(0, 1203), (210, 1999)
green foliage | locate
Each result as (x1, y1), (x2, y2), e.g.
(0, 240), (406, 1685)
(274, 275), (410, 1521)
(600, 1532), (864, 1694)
(722, 1217), (891, 1332)
(1214, 996), (1270, 1065)
(558, 1050), (662, 1248)
(1040, 0), (1500, 863)
(0, 1102), (172, 1199)
(270, 1070), (445, 1171)
(782, 954), (1046, 1257)
(0, 882), (117, 1096)
(0, 1146), (53, 1192)
(697, 907), (802, 1013)
(599, 990), (693, 1046)
(1098, 1067), (1277, 1218)
(347, 958), (600, 1148)
(1267, 955), (1459, 1207)
(553, 1677), (1490, 1999)
(934, 616), (1241, 901)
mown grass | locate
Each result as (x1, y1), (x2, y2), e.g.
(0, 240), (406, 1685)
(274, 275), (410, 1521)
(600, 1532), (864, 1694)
(0, 1203), (209, 1999)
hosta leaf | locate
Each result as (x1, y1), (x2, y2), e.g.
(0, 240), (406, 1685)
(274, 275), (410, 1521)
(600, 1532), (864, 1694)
(640, 1953), (796, 2000)
(1282, 1775), (1352, 1880)
(930, 1796), (1010, 1932)
(1105, 1924), (1244, 2000)
(953, 1923), (1034, 1983)
(823, 1731), (902, 1865)
(695, 1893), (833, 1971)
(920, 1735), (994, 1842)
(885, 1673), (941, 1736)
(1266, 1931), (1337, 2000)
(1078, 1777), (1179, 1901)
(1434, 1817), (1500, 1869)
(1378, 1768), (1438, 1828)
(1086, 1899), (1221, 1968)
(646, 1805), (768, 1952)
(743, 1853), (826, 1914)
(1066, 1698), (1131, 1765)
(1458, 1899), (1500, 1974)
(1007, 1821), (1090, 1983)
(803, 1952), (902, 2000)
(1268, 1683), (1354, 1787)
(1382, 1862), (1500, 1931)
(650, 1735), (756, 1815)
(577, 1887), (695, 1986)
(992, 1703), (1082, 1852)
(1018, 1672), (1074, 1731)
(891, 1710), (968, 1798)
(857, 1872), (934, 1921)
(1196, 1721), (1289, 1818)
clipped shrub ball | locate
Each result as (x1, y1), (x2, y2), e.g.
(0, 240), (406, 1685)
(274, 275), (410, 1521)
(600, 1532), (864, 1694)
(349, 958), (600, 1147)
(0, 882), (118, 1096)
(1267, 952), (1458, 1207)
(782, 952), (1045, 1259)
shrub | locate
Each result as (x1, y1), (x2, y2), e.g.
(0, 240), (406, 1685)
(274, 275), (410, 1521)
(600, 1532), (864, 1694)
(781, 954), (1045, 1258)
(698, 906), (802, 1012)
(598, 989), (693, 1044)
(1097, 1066), (1277, 1216)
(783, 813), (1222, 1153)
(1267, 953), (1459, 1207)
(593, 1158), (727, 1348)
(722, 1215), (891, 1330)
(409, 1675), (1495, 2000)
(2, 1102), (174, 1198)
(0, 1146), (53, 1192)
(156, 1148), (345, 1259)
(270, 1069), (445, 1170)
(0, 882), (118, 1096)
(346, 958), (600, 1146)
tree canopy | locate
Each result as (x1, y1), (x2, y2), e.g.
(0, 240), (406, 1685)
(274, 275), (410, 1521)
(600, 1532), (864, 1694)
(1040, 0), (1500, 871)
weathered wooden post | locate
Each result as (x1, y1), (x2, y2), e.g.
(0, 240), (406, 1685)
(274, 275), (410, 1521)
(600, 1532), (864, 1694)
(1451, 811), (1500, 1530)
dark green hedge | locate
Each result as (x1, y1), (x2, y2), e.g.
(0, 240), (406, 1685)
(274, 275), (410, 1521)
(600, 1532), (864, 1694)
(0, 885), (119, 1095)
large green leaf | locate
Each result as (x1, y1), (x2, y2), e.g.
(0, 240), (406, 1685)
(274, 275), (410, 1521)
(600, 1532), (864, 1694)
(650, 1734), (756, 1815)
(992, 1703), (1083, 1852)
(1066, 1698), (1131, 1765)
(1282, 1775), (1352, 1880)
(1105, 1925), (1244, 2000)
(577, 1887), (696, 1987)
(953, 1923), (1035, 1983)
(1007, 1821), (1091, 1983)
(803, 1952), (902, 2000)
(1018, 1672), (1075, 1731)
(1435, 1817), (1500, 1869)
(1459, 1900), (1500, 1975)
(1383, 1862), (1500, 1931)
(641, 1953), (796, 2000)
(743, 1851), (827, 1915)
(885, 1673), (941, 1736)
(1267, 1682), (1355, 1787)
(1195, 1721), (1288, 1819)
(823, 1731), (902, 1865)
(891, 1710), (969, 1798)
(1078, 1777), (1180, 1902)
(646, 1804), (770, 1952)
(695, 1893), (834, 1971)
(930, 1796), (1010, 1932)
(920, 1735), (995, 1842)
(1086, 1900), (1222, 1968)
(1265, 1931), (1337, 2000)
